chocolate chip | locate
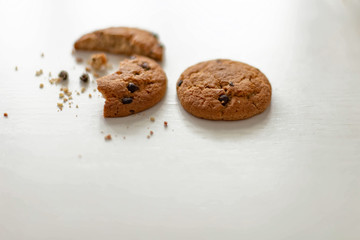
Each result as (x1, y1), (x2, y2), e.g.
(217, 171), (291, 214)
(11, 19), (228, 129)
(218, 94), (229, 106)
(127, 83), (139, 93)
(229, 82), (234, 86)
(58, 70), (68, 80)
(80, 73), (89, 82)
(177, 80), (183, 87)
(129, 110), (135, 113)
(152, 33), (159, 39)
(140, 62), (150, 70)
(122, 97), (133, 104)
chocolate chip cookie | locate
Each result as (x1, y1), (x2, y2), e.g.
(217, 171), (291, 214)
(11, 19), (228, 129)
(176, 59), (271, 120)
(97, 55), (167, 117)
(74, 27), (164, 61)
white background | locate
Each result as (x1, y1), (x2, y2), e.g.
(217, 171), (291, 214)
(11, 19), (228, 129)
(0, 0), (359, 239)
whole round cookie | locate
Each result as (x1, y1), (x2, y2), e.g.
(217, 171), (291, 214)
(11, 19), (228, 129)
(97, 55), (167, 117)
(176, 59), (271, 120)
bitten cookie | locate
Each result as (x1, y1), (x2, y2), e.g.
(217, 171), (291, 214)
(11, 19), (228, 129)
(97, 56), (167, 117)
(176, 59), (271, 120)
(74, 27), (164, 61)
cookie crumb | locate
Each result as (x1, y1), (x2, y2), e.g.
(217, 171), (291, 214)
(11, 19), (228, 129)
(15, 66), (18, 71)
(81, 87), (86, 93)
(164, 121), (168, 127)
(85, 67), (91, 72)
(93, 72), (99, 78)
(49, 77), (61, 85)
(57, 103), (63, 111)
(90, 53), (107, 70)
(104, 134), (112, 141)
(89, 94), (92, 98)
(35, 69), (43, 76)
(80, 73), (89, 82)
(58, 71), (68, 81)
(123, 136), (126, 139)
(150, 130), (154, 136)
(76, 57), (83, 63)
(63, 88), (72, 96)
(147, 135), (150, 139)
(39, 83), (44, 89)
(4, 113), (8, 117)
(150, 117), (155, 122)
(76, 105), (79, 108)
(59, 93), (64, 99)
(77, 92), (80, 96)
(41, 53), (44, 57)
(63, 98), (68, 103)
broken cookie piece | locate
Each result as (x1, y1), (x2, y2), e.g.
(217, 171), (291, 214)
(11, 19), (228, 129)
(74, 27), (164, 61)
(90, 53), (107, 70)
(97, 56), (167, 117)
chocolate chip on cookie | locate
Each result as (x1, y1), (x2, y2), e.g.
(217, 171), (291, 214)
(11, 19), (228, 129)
(97, 56), (167, 117)
(177, 80), (183, 87)
(176, 59), (272, 120)
(121, 97), (133, 104)
(127, 83), (139, 93)
(218, 94), (229, 106)
(140, 62), (150, 70)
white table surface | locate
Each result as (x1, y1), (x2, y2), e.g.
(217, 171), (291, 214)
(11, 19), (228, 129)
(1, 0), (359, 239)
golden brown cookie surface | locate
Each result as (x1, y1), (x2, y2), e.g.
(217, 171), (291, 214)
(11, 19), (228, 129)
(74, 27), (163, 61)
(176, 59), (271, 120)
(97, 56), (167, 117)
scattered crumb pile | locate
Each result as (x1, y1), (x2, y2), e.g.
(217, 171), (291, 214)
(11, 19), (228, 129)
(30, 51), (170, 142)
